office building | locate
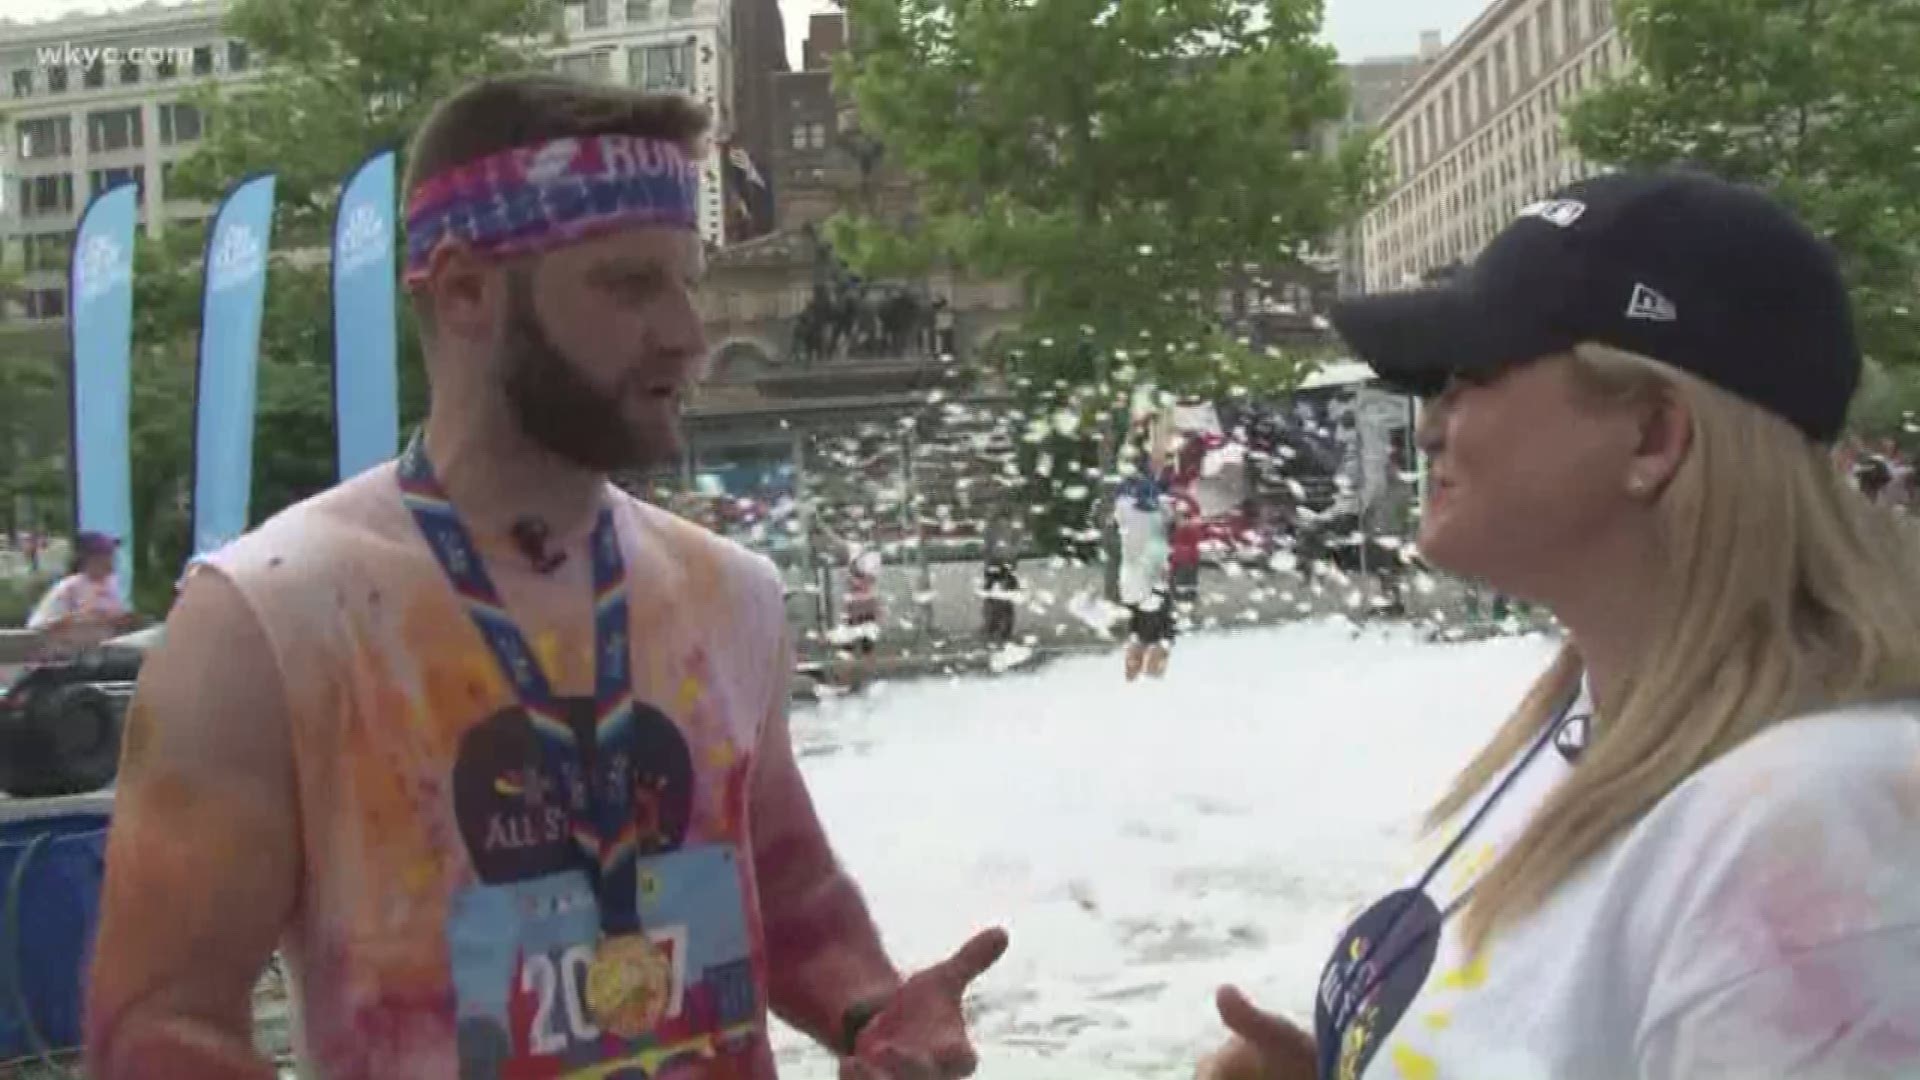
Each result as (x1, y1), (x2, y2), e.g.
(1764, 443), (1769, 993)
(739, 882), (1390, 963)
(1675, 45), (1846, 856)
(1328, 36), (1442, 294)
(767, 12), (912, 229)
(1, 0), (242, 327)
(1, 0), (792, 332)
(1359, 0), (1630, 291)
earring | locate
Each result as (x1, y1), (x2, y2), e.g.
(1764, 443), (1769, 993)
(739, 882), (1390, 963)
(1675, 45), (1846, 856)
(1628, 476), (1650, 495)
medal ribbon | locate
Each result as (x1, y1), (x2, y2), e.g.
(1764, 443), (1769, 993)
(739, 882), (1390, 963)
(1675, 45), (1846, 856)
(1316, 691), (1581, 1078)
(398, 433), (642, 934)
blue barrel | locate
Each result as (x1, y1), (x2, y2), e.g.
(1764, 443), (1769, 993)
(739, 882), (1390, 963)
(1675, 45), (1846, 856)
(0, 795), (113, 1061)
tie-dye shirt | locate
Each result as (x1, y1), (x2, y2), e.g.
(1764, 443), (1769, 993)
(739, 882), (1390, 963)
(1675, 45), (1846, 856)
(1317, 682), (1920, 1080)
(200, 463), (789, 1079)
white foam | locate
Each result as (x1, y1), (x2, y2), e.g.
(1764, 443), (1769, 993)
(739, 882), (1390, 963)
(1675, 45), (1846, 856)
(774, 619), (1557, 1076)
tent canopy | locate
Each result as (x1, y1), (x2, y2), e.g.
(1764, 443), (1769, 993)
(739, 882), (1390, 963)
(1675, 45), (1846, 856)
(1296, 359), (1376, 391)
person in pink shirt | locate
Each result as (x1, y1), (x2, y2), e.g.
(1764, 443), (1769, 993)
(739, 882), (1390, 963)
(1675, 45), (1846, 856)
(85, 74), (1005, 1080)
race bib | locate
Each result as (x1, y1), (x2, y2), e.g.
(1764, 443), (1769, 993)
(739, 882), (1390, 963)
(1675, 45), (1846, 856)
(444, 692), (760, 1077)
(445, 844), (759, 1078)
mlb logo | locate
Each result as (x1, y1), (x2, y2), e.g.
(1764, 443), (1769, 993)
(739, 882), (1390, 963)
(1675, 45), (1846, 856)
(1518, 199), (1587, 228)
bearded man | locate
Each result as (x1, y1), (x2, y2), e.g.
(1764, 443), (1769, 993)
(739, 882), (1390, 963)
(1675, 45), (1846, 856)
(84, 74), (1006, 1080)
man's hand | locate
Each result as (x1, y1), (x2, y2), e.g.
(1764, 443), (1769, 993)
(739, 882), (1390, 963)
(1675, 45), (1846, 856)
(1194, 986), (1317, 1080)
(838, 928), (1010, 1080)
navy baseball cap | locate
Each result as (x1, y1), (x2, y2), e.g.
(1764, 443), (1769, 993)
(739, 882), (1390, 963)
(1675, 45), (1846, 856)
(1330, 171), (1861, 443)
(75, 531), (119, 557)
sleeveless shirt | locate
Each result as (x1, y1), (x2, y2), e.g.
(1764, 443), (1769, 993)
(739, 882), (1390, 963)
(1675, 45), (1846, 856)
(198, 463), (789, 1079)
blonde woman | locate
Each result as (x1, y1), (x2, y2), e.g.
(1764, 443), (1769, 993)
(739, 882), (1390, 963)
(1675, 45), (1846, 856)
(1197, 172), (1920, 1080)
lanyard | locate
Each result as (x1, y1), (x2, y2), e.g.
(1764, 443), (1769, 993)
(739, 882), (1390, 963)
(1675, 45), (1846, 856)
(397, 433), (642, 933)
(1317, 691), (1580, 1077)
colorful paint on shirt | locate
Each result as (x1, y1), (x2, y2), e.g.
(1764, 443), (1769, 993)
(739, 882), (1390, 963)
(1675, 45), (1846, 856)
(196, 463), (790, 1079)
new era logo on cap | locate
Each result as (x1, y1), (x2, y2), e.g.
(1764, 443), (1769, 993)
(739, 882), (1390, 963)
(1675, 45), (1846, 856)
(1626, 283), (1678, 323)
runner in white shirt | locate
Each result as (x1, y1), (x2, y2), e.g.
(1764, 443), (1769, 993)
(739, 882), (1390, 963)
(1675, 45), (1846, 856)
(26, 530), (141, 647)
(1196, 172), (1920, 1079)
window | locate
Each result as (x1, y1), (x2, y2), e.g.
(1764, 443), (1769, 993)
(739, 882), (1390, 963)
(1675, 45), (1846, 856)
(1495, 38), (1511, 101)
(83, 60), (106, 89)
(1563, 0), (1582, 43)
(19, 174), (75, 216)
(120, 58), (141, 84)
(87, 107), (143, 152)
(668, 0), (693, 16)
(17, 117), (73, 160)
(228, 41), (250, 72)
(192, 45), (213, 75)
(89, 165), (145, 200)
(22, 232), (72, 272)
(156, 54), (178, 79)
(25, 288), (66, 320)
(625, 0), (651, 18)
(789, 122), (825, 150)
(159, 101), (203, 144)
(1592, 0), (1612, 30)
(11, 70), (32, 98)
(48, 66), (69, 93)
(1474, 58), (1490, 120)
(630, 43), (690, 91)
(586, 0), (609, 26)
(557, 53), (599, 79)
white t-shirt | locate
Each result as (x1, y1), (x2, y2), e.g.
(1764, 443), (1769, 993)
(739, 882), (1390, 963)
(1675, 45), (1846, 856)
(1113, 500), (1169, 605)
(1316, 683), (1920, 1080)
(26, 571), (127, 630)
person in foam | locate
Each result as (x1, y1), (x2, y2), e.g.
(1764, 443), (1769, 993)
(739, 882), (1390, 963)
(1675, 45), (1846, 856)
(86, 73), (1006, 1080)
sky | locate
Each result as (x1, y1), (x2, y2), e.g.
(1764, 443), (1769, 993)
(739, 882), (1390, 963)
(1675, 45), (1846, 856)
(3, 0), (1493, 68)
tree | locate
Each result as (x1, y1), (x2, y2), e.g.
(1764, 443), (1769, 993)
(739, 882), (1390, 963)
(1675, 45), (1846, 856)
(1850, 358), (1920, 447)
(125, 0), (564, 608)
(830, 0), (1375, 561)
(0, 357), (71, 539)
(1567, 0), (1920, 373)
(0, 238), (71, 541)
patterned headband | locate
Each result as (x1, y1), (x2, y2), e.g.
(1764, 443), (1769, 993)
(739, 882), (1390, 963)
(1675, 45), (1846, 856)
(402, 133), (700, 282)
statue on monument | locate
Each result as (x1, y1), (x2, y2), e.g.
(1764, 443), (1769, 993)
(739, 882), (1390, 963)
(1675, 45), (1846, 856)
(788, 227), (937, 364)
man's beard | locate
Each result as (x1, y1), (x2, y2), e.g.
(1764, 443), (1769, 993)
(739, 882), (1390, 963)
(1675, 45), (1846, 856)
(499, 273), (678, 474)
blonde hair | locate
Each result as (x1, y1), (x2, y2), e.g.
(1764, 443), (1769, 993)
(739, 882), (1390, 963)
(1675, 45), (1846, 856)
(1434, 342), (1920, 957)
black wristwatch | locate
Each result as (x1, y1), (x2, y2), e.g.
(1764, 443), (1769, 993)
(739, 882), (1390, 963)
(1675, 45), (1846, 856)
(840, 996), (889, 1055)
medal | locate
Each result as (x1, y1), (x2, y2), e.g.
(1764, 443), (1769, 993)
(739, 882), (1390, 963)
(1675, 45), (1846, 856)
(585, 933), (674, 1037)
(401, 433), (667, 1032)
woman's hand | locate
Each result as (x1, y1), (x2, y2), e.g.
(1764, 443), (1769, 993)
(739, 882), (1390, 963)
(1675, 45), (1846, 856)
(1195, 987), (1317, 1080)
